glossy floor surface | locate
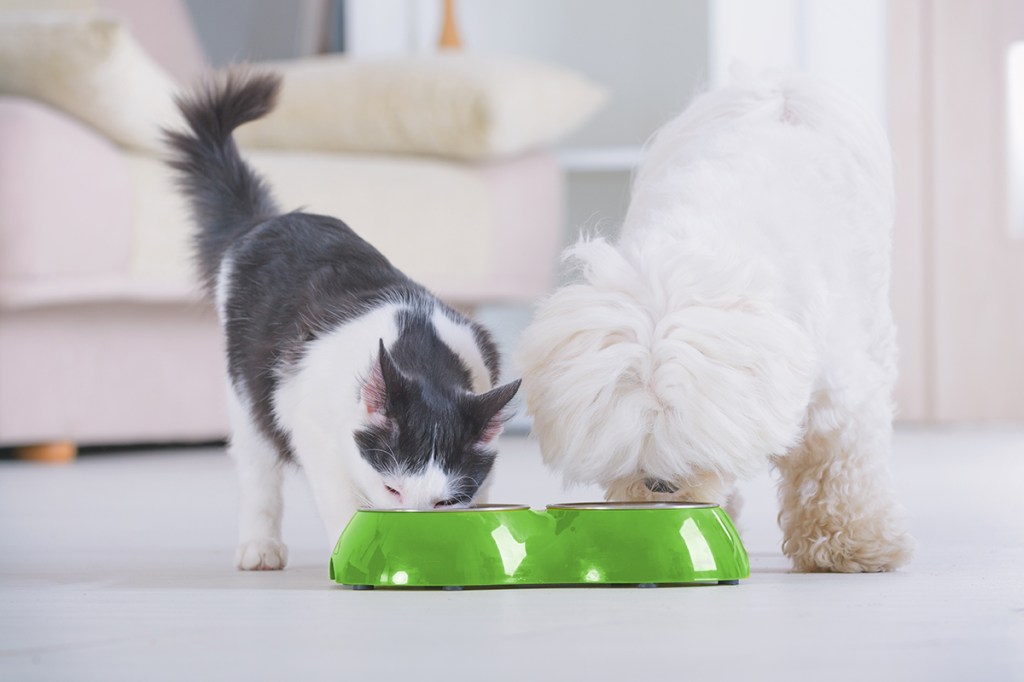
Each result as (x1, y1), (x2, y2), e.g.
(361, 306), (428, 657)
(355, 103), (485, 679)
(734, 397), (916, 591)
(1, 426), (1022, 681)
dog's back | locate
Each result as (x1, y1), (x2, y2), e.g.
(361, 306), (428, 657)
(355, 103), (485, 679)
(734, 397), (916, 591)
(627, 72), (894, 309)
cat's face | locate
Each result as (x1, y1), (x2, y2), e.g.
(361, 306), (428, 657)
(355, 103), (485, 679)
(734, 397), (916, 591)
(352, 342), (520, 509)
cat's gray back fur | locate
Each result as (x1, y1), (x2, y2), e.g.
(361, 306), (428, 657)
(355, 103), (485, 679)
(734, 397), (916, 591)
(164, 69), (501, 461)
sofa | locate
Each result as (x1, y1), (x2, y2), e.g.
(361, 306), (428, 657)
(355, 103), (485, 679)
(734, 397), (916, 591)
(0, 0), (605, 458)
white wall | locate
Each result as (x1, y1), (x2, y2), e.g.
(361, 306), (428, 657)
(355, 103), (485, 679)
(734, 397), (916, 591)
(889, 0), (1024, 421)
(184, 0), (329, 66)
(709, 0), (887, 122)
(345, 0), (710, 150)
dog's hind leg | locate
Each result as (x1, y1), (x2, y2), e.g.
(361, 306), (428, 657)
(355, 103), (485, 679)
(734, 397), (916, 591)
(774, 391), (914, 572)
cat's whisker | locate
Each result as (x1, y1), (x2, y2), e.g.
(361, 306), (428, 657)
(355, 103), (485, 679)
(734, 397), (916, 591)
(352, 490), (375, 509)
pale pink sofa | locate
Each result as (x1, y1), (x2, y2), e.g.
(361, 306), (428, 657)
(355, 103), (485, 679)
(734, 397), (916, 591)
(0, 1), (575, 455)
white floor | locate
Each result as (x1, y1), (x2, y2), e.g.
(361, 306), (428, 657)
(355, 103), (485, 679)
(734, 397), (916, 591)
(1, 427), (1022, 681)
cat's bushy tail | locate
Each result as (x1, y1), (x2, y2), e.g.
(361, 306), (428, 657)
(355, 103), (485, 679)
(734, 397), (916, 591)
(164, 68), (282, 292)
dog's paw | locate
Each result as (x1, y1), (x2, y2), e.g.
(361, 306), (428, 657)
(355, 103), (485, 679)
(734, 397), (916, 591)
(786, 527), (915, 573)
(236, 538), (288, 570)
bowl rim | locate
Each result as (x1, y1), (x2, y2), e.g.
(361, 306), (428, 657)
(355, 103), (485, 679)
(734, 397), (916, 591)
(355, 504), (530, 513)
(546, 501), (719, 510)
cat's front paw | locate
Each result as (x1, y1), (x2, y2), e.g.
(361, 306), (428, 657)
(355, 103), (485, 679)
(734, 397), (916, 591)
(236, 538), (288, 570)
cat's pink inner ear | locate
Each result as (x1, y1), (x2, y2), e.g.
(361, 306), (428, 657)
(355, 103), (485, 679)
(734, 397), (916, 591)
(478, 414), (505, 445)
(361, 359), (388, 422)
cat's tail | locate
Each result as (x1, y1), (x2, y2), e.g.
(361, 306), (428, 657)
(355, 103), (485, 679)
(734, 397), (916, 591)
(164, 68), (282, 292)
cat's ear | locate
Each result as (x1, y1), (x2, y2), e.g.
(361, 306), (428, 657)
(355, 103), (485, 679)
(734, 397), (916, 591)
(470, 379), (522, 445)
(377, 338), (408, 396)
(360, 339), (407, 425)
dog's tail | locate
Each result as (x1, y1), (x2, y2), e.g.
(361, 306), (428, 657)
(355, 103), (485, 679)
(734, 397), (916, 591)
(164, 68), (282, 293)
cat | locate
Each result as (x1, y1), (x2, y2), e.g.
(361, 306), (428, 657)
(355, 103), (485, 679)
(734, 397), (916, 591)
(165, 68), (521, 570)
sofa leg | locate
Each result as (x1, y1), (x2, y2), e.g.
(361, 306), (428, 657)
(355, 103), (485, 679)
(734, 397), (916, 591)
(15, 441), (77, 463)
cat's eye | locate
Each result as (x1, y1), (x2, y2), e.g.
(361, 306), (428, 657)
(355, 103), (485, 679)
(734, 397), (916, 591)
(384, 485), (401, 498)
(434, 498), (461, 508)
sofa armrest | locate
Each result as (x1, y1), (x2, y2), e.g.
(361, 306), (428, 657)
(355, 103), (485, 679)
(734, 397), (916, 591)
(0, 97), (134, 307)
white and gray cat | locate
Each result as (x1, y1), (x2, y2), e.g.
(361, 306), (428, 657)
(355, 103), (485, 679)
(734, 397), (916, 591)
(166, 69), (521, 570)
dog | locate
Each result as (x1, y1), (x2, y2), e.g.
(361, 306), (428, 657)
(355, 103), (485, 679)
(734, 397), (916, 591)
(518, 72), (914, 572)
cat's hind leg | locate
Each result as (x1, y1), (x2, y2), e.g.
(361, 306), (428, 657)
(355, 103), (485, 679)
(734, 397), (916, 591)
(227, 384), (288, 570)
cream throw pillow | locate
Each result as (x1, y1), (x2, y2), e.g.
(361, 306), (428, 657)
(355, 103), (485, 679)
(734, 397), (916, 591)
(0, 13), (178, 151)
(235, 53), (608, 161)
(0, 13), (605, 160)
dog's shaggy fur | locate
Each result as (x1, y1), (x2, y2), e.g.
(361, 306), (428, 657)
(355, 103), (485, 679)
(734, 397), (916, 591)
(519, 72), (914, 572)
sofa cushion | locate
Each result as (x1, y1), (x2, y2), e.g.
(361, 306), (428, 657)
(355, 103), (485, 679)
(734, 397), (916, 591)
(97, 0), (207, 83)
(0, 11), (604, 162)
(0, 143), (561, 309)
(0, 13), (178, 152)
(234, 53), (607, 161)
(125, 150), (562, 305)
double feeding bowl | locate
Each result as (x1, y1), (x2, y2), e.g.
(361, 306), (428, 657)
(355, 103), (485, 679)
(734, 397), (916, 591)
(329, 501), (749, 589)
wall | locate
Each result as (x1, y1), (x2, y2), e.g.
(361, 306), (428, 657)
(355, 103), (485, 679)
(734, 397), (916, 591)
(709, 0), (887, 121)
(889, 0), (1024, 421)
(344, 0), (710, 249)
(184, 0), (329, 66)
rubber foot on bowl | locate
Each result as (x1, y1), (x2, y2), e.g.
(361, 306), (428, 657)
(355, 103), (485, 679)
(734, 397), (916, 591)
(351, 585), (374, 590)
(637, 583), (658, 589)
(718, 580), (740, 586)
(441, 586), (464, 591)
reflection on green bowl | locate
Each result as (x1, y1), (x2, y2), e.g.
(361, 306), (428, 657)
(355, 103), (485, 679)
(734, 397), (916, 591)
(329, 502), (749, 589)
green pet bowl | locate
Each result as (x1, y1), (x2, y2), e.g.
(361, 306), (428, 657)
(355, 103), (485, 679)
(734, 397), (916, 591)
(329, 502), (749, 589)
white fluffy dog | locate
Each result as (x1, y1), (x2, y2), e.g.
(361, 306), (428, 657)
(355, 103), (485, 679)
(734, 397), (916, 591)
(519, 72), (915, 573)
